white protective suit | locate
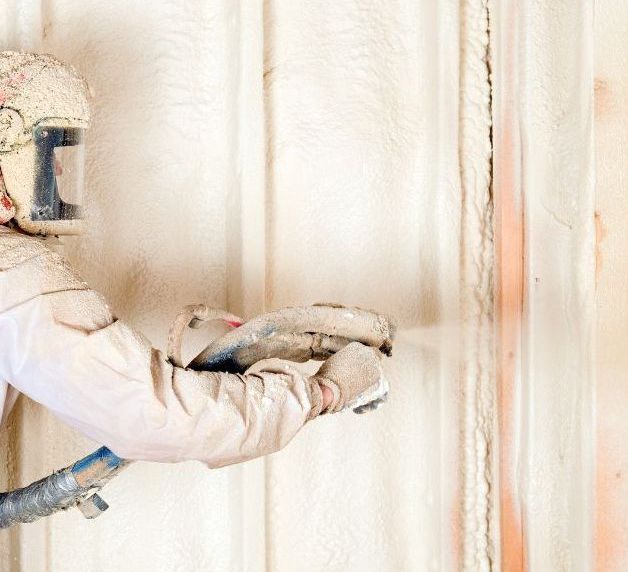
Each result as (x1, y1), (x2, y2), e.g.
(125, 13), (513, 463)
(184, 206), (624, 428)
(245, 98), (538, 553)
(0, 225), (326, 466)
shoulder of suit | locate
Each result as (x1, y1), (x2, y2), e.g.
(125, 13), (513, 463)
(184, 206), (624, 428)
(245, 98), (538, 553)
(0, 226), (87, 297)
(0, 225), (53, 271)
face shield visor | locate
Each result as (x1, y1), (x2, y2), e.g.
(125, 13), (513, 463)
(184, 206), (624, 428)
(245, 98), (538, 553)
(32, 123), (85, 222)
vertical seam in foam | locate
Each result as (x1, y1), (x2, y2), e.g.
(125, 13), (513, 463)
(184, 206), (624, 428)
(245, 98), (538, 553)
(459, 0), (495, 569)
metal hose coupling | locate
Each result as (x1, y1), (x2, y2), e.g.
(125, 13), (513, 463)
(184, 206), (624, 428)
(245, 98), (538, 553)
(0, 446), (127, 528)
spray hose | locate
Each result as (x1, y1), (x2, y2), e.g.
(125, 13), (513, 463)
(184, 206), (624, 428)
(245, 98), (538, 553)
(0, 303), (395, 528)
(0, 447), (127, 527)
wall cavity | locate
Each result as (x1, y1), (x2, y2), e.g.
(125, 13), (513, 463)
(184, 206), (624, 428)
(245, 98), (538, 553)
(491, 0), (596, 570)
(594, 1), (628, 570)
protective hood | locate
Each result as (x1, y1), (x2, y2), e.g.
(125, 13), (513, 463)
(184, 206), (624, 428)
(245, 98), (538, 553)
(0, 51), (89, 235)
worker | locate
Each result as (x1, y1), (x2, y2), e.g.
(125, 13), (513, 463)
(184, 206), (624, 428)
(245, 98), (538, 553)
(0, 51), (389, 468)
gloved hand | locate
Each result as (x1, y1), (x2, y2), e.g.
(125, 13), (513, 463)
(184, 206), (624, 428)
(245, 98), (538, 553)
(310, 341), (386, 415)
(166, 303), (394, 418)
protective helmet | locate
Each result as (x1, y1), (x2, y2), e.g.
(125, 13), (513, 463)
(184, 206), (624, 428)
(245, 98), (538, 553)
(0, 51), (89, 235)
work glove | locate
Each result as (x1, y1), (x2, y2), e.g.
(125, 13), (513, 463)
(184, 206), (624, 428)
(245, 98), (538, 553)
(310, 341), (387, 416)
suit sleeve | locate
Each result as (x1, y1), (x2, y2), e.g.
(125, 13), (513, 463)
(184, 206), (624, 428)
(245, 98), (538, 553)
(0, 233), (323, 466)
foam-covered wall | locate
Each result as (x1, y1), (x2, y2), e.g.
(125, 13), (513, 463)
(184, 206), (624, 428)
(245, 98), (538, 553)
(0, 2), (467, 570)
(0, 0), (623, 570)
(594, 1), (628, 570)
